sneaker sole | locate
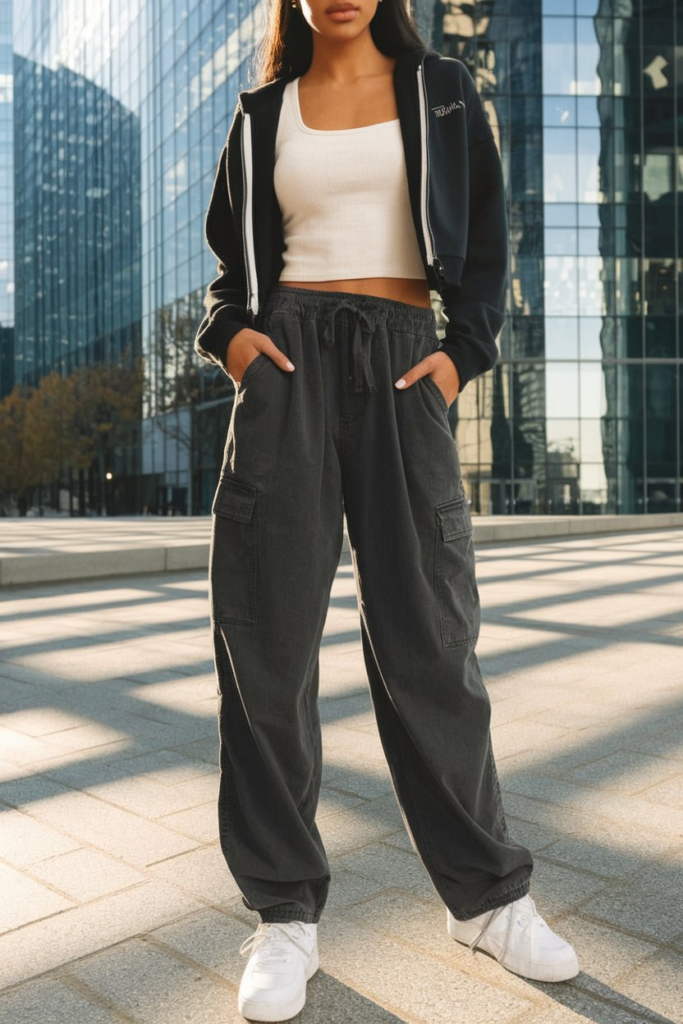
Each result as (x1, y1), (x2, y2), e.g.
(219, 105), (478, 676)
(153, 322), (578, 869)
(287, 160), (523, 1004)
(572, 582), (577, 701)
(238, 948), (320, 1022)
(447, 913), (580, 983)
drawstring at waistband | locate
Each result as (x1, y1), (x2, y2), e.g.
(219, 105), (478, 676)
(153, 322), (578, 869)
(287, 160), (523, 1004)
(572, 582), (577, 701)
(321, 298), (379, 394)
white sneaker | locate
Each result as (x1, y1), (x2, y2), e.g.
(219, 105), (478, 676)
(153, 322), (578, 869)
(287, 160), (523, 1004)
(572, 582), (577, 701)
(237, 920), (319, 1022)
(447, 894), (579, 982)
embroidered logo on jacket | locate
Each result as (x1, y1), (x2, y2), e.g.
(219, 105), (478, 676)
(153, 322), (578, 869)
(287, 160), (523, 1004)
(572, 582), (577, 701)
(432, 100), (465, 118)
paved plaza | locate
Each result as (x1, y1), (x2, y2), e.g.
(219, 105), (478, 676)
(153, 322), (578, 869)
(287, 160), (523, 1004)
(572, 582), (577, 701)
(0, 527), (682, 1023)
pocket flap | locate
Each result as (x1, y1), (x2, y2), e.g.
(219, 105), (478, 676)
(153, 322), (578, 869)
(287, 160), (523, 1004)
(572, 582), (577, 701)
(436, 495), (472, 541)
(212, 477), (257, 523)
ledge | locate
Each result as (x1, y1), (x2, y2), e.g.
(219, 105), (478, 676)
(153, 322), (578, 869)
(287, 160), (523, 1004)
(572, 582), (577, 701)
(1, 512), (681, 587)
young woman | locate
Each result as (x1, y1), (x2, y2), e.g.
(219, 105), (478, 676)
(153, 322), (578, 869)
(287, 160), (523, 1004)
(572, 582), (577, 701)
(195, 1), (580, 1019)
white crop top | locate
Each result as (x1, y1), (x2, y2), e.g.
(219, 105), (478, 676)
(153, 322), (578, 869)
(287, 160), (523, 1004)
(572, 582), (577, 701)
(274, 77), (426, 282)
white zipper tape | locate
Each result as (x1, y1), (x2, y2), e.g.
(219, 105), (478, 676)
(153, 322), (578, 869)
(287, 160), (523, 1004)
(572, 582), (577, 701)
(241, 111), (258, 316)
(417, 64), (436, 268)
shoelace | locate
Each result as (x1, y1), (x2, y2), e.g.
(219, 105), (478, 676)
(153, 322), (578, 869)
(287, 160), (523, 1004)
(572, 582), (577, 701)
(239, 922), (313, 965)
(467, 895), (539, 959)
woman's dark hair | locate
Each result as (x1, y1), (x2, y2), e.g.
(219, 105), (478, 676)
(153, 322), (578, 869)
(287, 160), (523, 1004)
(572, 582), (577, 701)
(250, 0), (428, 87)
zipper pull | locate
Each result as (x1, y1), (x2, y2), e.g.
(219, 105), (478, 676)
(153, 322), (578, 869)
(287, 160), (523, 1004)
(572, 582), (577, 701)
(433, 257), (446, 278)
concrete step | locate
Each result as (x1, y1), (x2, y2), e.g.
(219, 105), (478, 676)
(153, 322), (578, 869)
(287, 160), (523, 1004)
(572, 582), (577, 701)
(1, 512), (682, 587)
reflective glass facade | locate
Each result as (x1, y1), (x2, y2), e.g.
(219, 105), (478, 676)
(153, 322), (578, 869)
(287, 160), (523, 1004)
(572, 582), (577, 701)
(10, 0), (256, 513)
(5, 0), (682, 514)
(0, 0), (12, 397)
(446, 0), (681, 514)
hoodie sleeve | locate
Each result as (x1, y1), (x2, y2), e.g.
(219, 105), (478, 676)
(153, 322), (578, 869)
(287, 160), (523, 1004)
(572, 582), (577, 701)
(437, 71), (508, 394)
(194, 103), (253, 372)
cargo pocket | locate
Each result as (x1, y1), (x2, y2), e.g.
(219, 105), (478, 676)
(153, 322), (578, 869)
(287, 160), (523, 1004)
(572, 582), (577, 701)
(210, 475), (258, 628)
(434, 493), (480, 648)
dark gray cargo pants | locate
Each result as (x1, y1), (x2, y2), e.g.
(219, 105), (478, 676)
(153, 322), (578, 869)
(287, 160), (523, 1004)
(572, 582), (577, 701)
(209, 284), (533, 924)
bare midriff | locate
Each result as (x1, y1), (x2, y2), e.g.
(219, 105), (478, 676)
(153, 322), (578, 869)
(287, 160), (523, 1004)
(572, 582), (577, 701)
(280, 64), (432, 311)
(278, 276), (432, 309)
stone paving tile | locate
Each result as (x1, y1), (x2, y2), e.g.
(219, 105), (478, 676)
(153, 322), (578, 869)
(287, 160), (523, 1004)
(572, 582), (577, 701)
(86, 710), (218, 751)
(0, 706), (97, 737)
(322, 721), (388, 763)
(379, 830), (417, 854)
(149, 908), (263, 984)
(616, 947), (683, 1022)
(0, 756), (22, 781)
(0, 860), (76, 932)
(323, 866), (396, 913)
(501, 772), (683, 839)
(315, 785), (369, 819)
(1, 530), (681, 1019)
(277, 971), (410, 1024)
(0, 807), (82, 866)
(35, 750), (220, 808)
(523, 701), (633, 732)
(51, 769), (219, 820)
(68, 938), (234, 1024)
(159, 801), (218, 843)
(507, 997), (659, 1024)
(0, 770), (71, 809)
(113, 748), (218, 786)
(502, 814), (559, 852)
(0, 724), (77, 766)
(489, 720), (573, 760)
(496, 732), (627, 778)
(636, 772), (683, 810)
(29, 847), (146, 902)
(322, 764), (396, 800)
(18, 789), (200, 867)
(622, 728), (683, 764)
(499, 792), (615, 836)
(318, 691), (375, 724)
(532, 821), (679, 880)
(0, 660), (75, 691)
(0, 880), (203, 989)
(336, 889), (558, 1013)
(146, 844), (243, 905)
(31, 722), (130, 758)
(578, 858), (683, 945)
(173, 736), (219, 765)
(317, 793), (405, 858)
(8, 639), (213, 685)
(550, 912), (659, 987)
(488, 693), (572, 727)
(0, 977), (122, 1024)
(519, 854), (610, 919)
(125, 694), (217, 725)
(560, 749), (683, 795)
(318, 909), (534, 1024)
(332, 842), (438, 902)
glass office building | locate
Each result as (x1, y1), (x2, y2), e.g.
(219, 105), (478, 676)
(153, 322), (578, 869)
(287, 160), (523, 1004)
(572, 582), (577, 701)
(5, 0), (682, 514)
(445, 0), (681, 515)
(0, 0), (12, 399)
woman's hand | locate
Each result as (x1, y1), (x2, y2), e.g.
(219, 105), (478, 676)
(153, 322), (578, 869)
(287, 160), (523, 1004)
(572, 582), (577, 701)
(394, 351), (460, 407)
(224, 328), (295, 384)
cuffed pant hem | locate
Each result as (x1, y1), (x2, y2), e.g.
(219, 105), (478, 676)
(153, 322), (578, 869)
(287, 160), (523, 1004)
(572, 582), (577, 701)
(257, 906), (322, 924)
(448, 873), (533, 922)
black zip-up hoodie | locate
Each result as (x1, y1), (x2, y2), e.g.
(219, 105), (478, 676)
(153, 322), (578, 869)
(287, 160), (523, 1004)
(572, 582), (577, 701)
(194, 46), (508, 393)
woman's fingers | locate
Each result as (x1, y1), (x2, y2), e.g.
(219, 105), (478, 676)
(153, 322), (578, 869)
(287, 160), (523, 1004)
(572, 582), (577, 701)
(258, 333), (295, 372)
(226, 328), (295, 380)
(394, 354), (439, 390)
(394, 353), (460, 405)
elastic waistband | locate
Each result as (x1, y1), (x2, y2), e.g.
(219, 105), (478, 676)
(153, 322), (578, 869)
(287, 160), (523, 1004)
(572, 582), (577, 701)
(264, 284), (436, 332)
